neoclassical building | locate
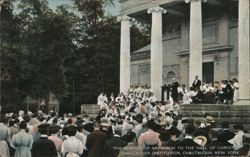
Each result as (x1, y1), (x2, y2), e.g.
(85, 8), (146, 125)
(118, 0), (249, 103)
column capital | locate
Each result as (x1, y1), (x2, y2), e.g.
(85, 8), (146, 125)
(185, 0), (207, 3)
(117, 15), (135, 22)
(147, 6), (167, 14)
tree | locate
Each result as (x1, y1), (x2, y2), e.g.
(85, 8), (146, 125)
(1, 0), (79, 113)
(0, 0), (149, 114)
(1, 0), (30, 112)
(68, 0), (150, 109)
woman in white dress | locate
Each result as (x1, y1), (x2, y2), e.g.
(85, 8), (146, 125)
(0, 140), (10, 157)
(232, 78), (239, 103)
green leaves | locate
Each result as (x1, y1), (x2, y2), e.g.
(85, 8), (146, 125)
(1, 0), (149, 113)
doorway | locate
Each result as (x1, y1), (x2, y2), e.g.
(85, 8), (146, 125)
(202, 62), (214, 84)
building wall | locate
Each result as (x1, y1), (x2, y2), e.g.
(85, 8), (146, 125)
(130, 5), (238, 87)
(131, 59), (151, 86)
(120, 0), (180, 15)
(229, 21), (239, 80)
(162, 19), (183, 85)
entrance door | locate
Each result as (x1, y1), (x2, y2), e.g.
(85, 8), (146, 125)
(202, 62), (214, 84)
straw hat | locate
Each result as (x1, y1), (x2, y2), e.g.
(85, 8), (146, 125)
(206, 116), (215, 123)
(142, 118), (147, 125)
(194, 135), (207, 146)
(159, 119), (169, 126)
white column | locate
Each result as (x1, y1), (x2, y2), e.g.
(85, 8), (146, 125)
(237, 0), (250, 104)
(147, 6), (166, 100)
(118, 15), (132, 94)
(186, 0), (204, 87)
(0, 0), (3, 13)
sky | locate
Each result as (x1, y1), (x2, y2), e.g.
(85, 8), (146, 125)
(48, 0), (121, 16)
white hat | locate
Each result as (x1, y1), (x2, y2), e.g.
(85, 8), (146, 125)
(18, 110), (24, 116)
(114, 125), (123, 133)
(5, 113), (13, 117)
(28, 111), (33, 116)
(206, 116), (215, 123)
(159, 119), (169, 126)
(194, 136), (207, 146)
(142, 118), (147, 124)
(100, 117), (110, 127)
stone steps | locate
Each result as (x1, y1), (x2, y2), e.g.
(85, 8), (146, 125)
(80, 104), (250, 129)
(81, 104), (100, 117)
(180, 104), (250, 130)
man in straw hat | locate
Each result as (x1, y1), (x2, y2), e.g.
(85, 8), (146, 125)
(176, 124), (199, 155)
(194, 135), (207, 147)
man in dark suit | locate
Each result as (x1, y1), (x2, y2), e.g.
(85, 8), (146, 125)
(171, 78), (179, 105)
(31, 123), (57, 157)
(207, 129), (224, 149)
(176, 124), (200, 156)
(192, 75), (202, 91)
(204, 116), (216, 134)
(207, 128), (234, 156)
(225, 80), (234, 104)
(220, 80), (234, 104)
(167, 126), (180, 146)
(103, 125), (127, 157)
(193, 120), (209, 140)
(83, 118), (94, 133)
(86, 121), (107, 157)
(218, 121), (235, 145)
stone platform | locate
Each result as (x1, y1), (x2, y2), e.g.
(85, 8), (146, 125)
(81, 104), (250, 130)
(180, 104), (250, 130)
(81, 104), (100, 117)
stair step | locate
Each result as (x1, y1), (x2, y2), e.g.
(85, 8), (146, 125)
(180, 104), (250, 130)
(81, 104), (100, 117)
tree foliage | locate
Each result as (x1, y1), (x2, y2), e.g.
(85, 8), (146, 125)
(0, 0), (149, 114)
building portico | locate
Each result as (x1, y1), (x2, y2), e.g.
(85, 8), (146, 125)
(118, 0), (249, 103)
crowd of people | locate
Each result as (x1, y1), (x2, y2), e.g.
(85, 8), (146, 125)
(0, 79), (249, 157)
(102, 75), (239, 106)
(180, 76), (239, 105)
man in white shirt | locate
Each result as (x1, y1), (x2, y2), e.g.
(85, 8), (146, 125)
(103, 94), (108, 104)
(97, 93), (104, 106)
(229, 124), (244, 150)
(148, 93), (157, 103)
(185, 87), (197, 104)
(47, 112), (57, 124)
(127, 85), (134, 95)
(18, 110), (25, 121)
(133, 114), (143, 138)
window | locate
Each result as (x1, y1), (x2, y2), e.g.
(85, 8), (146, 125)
(167, 71), (176, 79)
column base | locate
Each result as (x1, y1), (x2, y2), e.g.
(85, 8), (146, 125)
(234, 99), (250, 105)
